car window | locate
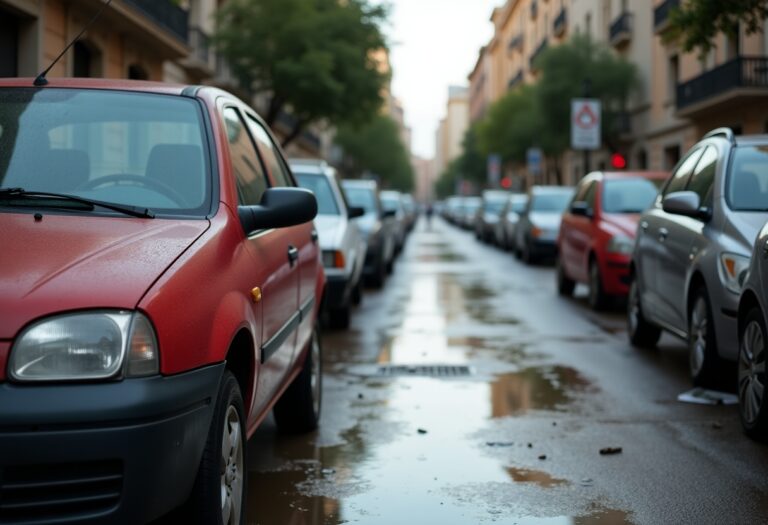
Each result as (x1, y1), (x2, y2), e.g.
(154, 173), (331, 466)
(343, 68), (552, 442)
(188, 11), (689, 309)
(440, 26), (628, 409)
(583, 181), (597, 209)
(246, 116), (294, 187)
(223, 107), (268, 206)
(687, 146), (717, 207)
(294, 173), (339, 215)
(510, 196), (528, 213)
(727, 145), (768, 211)
(531, 191), (573, 212)
(572, 178), (592, 204)
(603, 178), (660, 213)
(662, 148), (703, 197)
(344, 186), (378, 214)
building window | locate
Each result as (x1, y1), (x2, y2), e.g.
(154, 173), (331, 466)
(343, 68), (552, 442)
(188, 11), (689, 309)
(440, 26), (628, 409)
(664, 144), (681, 170)
(73, 41), (102, 78)
(637, 149), (648, 170)
(668, 55), (679, 102)
(726, 23), (741, 60)
(128, 64), (149, 80)
(0, 9), (18, 77)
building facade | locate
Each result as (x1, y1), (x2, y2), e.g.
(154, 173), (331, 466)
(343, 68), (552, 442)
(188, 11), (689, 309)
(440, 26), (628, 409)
(434, 85), (470, 180)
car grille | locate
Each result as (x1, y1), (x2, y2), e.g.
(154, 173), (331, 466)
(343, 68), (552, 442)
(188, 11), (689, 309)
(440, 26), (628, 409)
(0, 460), (123, 523)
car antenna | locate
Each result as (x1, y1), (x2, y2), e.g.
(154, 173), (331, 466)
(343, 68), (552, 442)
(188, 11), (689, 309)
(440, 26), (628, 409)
(33, 0), (113, 86)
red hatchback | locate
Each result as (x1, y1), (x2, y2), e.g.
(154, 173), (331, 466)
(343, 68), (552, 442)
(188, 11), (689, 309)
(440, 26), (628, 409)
(0, 79), (324, 525)
(556, 171), (667, 310)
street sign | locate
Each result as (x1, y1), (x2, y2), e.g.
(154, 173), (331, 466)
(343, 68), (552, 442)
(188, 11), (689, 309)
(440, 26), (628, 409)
(526, 147), (543, 176)
(571, 98), (601, 150)
(487, 154), (502, 186)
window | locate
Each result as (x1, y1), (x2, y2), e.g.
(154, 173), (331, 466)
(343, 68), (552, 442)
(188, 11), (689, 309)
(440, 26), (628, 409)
(663, 148), (703, 197)
(246, 116), (294, 187)
(0, 10), (18, 77)
(294, 173), (339, 215)
(664, 144), (681, 170)
(686, 146), (717, 207)
(637, 149), (648, 170)
(73, 41), (102, 78)
(223, 107), (268, 206)
(128, 64), (149, 80)
(603, 178), (661, 214)
(583, 181), (598, 209)
(344, 186), (377, 215)
(727, 146), (768, 211)
(668, 55), (679, 102)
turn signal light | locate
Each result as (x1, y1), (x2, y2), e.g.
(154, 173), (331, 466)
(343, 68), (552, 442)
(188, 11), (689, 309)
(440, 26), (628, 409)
(323, 250), (346, 269)
(531, 227), (543, 238)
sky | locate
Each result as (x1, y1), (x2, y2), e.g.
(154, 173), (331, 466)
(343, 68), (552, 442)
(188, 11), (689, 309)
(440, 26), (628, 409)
(385, 0), (501, 159)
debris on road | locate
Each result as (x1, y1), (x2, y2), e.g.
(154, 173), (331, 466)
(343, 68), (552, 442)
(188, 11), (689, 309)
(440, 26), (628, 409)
(486, 441), (514, 447)
(527, 443), (533, 448)
(538, 454), (547, 460)
(417, 428), (428, 434)
(677, 388), (738, 405)
(599, 447), (622, 455)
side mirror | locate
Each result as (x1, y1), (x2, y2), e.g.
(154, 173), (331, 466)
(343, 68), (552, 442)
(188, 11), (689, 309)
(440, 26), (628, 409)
(570, 201), (593, 218)
(662, 191), (705, 219)
(238, 188), (317, 235)
(348, 206), (365, 219)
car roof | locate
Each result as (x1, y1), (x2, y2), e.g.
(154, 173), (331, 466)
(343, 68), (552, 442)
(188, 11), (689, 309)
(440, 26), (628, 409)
(341, 179), (377, 189)
(734, 135), (768, 147)
(289, 159), (335, 177)
(531, 185), (572, 192)
(0, 77), (190, 96)
(599, 171), (668, 180)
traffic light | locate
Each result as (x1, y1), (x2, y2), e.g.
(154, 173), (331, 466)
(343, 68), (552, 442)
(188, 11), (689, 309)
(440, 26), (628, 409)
(611, 153), (627, 170)
(500, 176), (512, 189)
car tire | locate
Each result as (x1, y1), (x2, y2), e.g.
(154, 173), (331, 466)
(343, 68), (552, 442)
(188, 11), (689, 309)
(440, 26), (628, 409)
(273, 325), (322, 434)
(352, 279), (363, 306)
(386, 256), (394, 275)
(627, 276), (661, 348)
(556, 257), (575, 297)
(522, 239), (536, 265)
(688, 287), (720, 386)
(186, 370), (246, 525)
(738, 307), (768, 440)
(329, 305), (351, 330)
(588, 259), (609, 311)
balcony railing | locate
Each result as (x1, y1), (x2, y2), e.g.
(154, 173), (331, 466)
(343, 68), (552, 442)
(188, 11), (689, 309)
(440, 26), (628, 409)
(553, 8), (567, 37)
(677, 56), (768, 112)
(609, 12), (633, 47)
(508, 70), (524, 90)
(654, 0), (680, 33)
(508, 34), (523, 52)
(123, 0), (188, 42)
(530, 40), (548, 69)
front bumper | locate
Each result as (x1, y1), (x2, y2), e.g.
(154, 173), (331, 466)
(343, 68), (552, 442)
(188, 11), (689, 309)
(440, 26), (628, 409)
(529, 238), (558, 258)
(323, 274), (353, 309)
(0, 363), (224, 524)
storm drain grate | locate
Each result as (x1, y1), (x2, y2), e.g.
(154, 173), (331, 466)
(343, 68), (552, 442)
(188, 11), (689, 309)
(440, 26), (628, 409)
(376, 364), (473, 377)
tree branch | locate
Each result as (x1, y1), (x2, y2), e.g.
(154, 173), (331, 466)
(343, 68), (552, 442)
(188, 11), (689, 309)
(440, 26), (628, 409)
(281, 119), (308, 148)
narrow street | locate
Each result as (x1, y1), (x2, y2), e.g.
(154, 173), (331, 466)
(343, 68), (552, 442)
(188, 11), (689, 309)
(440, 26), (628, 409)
(245, 219), (768, 525)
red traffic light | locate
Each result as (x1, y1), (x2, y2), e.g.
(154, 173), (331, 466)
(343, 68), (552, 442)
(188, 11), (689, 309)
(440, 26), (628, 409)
(500, 176), (512, 189)
(611, 153), (627, 170)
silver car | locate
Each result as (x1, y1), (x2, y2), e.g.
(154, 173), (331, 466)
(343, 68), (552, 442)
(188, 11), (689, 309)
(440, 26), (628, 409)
(495, 193), (528, 250)
(380, 190), (407, 254)
(628, 129), (768, 385)
(291, 160), (366, 329)
(514, 186), (574, 263)
(475, 190), (509, 243)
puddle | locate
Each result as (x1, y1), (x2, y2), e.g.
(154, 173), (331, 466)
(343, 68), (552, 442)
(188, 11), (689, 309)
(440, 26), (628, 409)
(439, 274), (520, 325)
(505, 467), (568, 488)
(490, 366), (595, 417)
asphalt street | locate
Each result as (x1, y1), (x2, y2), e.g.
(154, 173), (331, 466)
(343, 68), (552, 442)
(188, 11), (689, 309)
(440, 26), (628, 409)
(244, 218), (768, 525)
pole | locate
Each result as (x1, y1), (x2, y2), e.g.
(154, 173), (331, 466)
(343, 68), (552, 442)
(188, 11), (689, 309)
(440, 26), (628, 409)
(582, 78), (592, 177)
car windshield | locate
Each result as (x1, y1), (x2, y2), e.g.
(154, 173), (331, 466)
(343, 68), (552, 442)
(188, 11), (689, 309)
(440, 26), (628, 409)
(484, 199), (506, 214)
(344, 186), (377, 214)
(531, 191), (572, 212)
(464, 199), (482, 213)
(294, 173), (339, 215)
(380, 195), (402, 213)
(0, 88), (210, 216)
(510, 196), (528, 213)
(602, 178), (661, 213)
(728, 146), (768, 211)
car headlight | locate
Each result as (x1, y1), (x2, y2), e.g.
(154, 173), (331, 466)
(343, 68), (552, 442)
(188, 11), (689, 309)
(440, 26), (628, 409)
(719, 253), (750, 294)
(9, 311), (159, 382)
(322, 250), (346, 269)
(606, 235), (634, 255)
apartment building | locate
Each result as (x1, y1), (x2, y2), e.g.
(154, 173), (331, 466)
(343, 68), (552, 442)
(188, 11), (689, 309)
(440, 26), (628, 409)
(434, 85), (470, 179)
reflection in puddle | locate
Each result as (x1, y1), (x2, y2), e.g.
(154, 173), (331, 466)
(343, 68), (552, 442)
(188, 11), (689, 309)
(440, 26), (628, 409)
(505, 467), (568, 487)
(491, 366), (595, 417)
(439, 274), (520, 325)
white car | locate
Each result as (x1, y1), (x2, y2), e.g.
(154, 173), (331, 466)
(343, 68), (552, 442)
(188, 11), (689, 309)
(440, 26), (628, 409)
(291, 160), (366, 329)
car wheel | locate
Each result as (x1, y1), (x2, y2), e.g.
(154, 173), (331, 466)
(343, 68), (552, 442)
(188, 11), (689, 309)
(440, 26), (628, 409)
(739, 308), (768, 440)
(273, 325), (322, 433)
(588, 259), (609, 311)
(386, 256), (395, 275)
(689, 287), (720, 386)
(556, 257), (575, 297)
(352, 279), (363, 306)
(627, 276), (661, 348)
(522, 239), (536, 264)
(329, 305), (351, 330)
(186, 370), (246, 525)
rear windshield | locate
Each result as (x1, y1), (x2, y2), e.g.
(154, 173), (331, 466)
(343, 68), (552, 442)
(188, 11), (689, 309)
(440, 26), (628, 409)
(728, 146), (768, 211)
(0, 88), (210, 216)
(344, 186), (377, 213)
(531, 191), (572, 212)
(294, 173), (339, 215)
(380, 194), (402, 213)
(484, 198), (506, 214)
(510, 196), (528, 213)
(602, 178), (661, 214)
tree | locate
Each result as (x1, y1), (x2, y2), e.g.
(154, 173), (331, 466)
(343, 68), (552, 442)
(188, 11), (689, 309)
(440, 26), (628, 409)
(455, 125), (489, 187)
(666, 0), (768, 55)
(214, 0), (389, 146)
(476, 85), (542, 165)
(335, 115), (414, 191)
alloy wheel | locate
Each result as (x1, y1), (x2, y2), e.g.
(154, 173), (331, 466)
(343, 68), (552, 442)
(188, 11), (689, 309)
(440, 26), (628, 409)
(690, 297), (708, 378)
(739, 320), (766, 425)
(220, 405), (243, 525)
(628, 281), (640, 335)
(310, 331), (322, 417)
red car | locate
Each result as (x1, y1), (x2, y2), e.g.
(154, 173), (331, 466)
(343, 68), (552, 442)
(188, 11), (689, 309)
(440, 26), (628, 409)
(556, 171), (667, 310)
(0, 78), (323, 525)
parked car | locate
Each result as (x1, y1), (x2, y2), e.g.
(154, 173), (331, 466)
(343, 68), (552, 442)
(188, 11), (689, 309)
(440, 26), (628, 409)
(401, 193), (418, 232)
(380, 190), (407, 253)
(444, 196), (464, 224)
(737, 222), (768, 439)
(342, 179), (396, 288)
(514, 186), (575, 263)
(495, 193), (528, 249)
(475, 190), (509, 243)
(557, 171), (667, 310)
(0, 78), (324, 525)
(628, 128), (768, 386)
(459, 196), (482, 230)
(291, 160), (366, 329)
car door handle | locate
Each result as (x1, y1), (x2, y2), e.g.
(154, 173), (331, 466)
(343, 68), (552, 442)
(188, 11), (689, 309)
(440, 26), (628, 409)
(658, 227), (669, 242)
(640, 221), (649, 232)
(287, 245), (299, 267)
(311, 230), (319, 244)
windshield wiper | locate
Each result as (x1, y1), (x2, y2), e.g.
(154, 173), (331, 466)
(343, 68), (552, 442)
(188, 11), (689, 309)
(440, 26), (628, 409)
(0, 188), (155, 219)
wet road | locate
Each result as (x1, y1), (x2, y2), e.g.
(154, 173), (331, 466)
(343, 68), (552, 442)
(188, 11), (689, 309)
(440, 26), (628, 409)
(245, 219), (768, 524)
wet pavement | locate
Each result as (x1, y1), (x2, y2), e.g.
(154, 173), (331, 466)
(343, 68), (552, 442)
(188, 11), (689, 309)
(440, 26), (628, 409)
(244, 219), (768, 524)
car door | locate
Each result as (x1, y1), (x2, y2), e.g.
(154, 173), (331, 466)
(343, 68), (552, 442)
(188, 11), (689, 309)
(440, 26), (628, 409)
(652, 147), (706, 330)
(221, 106), (299, 418)
(245, 114), (318, 358)
(562, 178), (597, 282)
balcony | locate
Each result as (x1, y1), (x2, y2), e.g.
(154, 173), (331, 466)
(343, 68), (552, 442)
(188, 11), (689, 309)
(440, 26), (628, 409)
(123, 0), (188, 42)
(553, 8), (567, 38)
(180, 27), (215, 77)
(676, 56), (768, 117)
(529, 40), (548, 70)
(508, 70), (524, 90)
(531, 0), (538, 19)
(508, 34), (523, 52)
(654, 0), (680, 33)
(609, 12), (633, 48)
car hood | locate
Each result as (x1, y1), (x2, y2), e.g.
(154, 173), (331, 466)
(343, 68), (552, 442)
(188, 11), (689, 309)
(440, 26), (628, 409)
(529, 212), (564, 230)
(0, 213), (209, 339)
(602, 213), (641, 238)
(314, 214), (345, 249)
(729, 211), (768, 249)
